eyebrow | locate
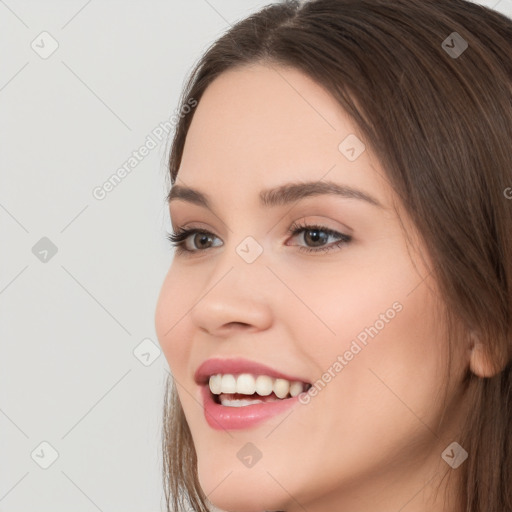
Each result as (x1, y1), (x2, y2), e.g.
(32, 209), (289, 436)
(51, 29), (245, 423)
(167, 180), (384, 209)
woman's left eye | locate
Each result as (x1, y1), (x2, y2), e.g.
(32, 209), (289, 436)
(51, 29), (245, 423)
(166, 222), (352, 256)
(286, 221), (352, 254)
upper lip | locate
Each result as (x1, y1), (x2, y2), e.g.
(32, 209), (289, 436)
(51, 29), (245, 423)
(194, 357), (311, 385)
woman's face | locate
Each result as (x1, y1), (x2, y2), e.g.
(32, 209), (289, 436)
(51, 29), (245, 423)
(155, 63), (467, 512)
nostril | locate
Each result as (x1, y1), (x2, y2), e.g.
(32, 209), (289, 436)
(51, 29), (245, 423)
(224, 321), (250, 328)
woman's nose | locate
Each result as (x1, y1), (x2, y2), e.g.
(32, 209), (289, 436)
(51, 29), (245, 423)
(189, 250), (275, 338)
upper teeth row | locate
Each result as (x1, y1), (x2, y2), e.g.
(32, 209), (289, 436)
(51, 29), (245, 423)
(208, 373), (306, 398)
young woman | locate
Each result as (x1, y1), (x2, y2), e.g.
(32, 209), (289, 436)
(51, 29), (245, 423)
(154, 1), (512, 511)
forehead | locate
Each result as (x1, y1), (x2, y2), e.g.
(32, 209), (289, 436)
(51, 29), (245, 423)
(181, 65), (345, 162)
(176, 63), (391, 209)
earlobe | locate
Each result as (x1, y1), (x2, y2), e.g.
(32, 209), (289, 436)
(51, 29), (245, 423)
(468, 334), (504, 378)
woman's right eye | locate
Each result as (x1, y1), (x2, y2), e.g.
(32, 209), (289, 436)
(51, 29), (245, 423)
(166, 228), (222, 255)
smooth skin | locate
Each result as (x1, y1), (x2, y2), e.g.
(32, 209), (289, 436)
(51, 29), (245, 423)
(155, 63), (492, 512)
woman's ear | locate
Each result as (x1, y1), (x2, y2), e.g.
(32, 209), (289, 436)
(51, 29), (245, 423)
(468, 332), (505, 378)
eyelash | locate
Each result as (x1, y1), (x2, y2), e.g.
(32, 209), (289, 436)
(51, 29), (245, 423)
(166, 220), (352, 257)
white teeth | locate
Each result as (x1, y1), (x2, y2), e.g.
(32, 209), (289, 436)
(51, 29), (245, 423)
(273, 378), (290, 399)
(208, 373), (307, 399)
(220, 374), (236, 394)
(236, 374), (256, 394)
(289, 381), (303, 397)
(255, 375), (273, 396)
(219, 397), (265, 407)
(209, 374), (222, 395)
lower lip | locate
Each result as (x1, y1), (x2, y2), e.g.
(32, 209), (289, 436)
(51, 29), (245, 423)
(200, 385), (302, 430)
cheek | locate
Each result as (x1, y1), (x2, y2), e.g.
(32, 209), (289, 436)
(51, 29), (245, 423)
(282, 251), (448, 451)
(154, 266), (195, 374)
(271, 285), (448, 500)
(274, 244), (421, 363)
(308, 274), (447, 444)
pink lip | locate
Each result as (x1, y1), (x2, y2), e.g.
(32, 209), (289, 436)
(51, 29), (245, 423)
(194, 357), (310, 385)
(200, 384), (303, 430)
(194, 357), (310, 431)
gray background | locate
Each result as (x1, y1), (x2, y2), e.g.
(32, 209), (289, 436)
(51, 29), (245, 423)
(1, 0), (510, 511)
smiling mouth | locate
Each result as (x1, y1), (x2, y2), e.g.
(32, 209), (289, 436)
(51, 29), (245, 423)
(208, 373), (312, 407)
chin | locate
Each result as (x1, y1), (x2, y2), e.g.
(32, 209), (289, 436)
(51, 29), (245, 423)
(197, 460), (289, 512)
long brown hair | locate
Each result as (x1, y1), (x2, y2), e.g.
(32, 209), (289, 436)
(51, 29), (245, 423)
(161, 1), (512, 510)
